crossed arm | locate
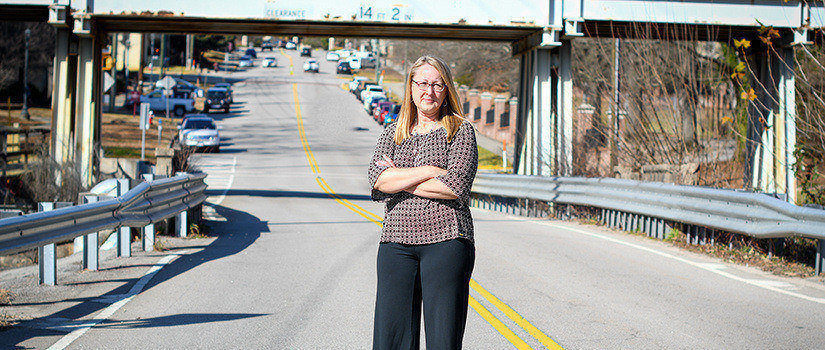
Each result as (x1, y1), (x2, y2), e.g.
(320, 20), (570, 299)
(373, 155), (458, 200)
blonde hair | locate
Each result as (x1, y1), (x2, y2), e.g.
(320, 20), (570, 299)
(394, 55), (465, 145)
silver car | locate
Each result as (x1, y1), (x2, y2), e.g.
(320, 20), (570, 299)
(177, 116), (221, 152)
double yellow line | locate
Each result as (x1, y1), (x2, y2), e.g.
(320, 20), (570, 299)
(280, 49), (294, 75)
(289, 83), (562, 350)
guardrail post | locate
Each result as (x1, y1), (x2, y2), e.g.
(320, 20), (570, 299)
(177, 207), (188, 238)
(82, 195), (99, 271)
(816, 239), (824, 275)
(142, 173), (155, 251)
(117, 179), (132, 257)
(37, 202), (56, 285)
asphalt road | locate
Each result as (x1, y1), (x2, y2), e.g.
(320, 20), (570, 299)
(11, 48), (825, 349)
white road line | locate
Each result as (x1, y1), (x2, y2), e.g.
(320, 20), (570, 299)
(204, 156), (236, 206)
(47, 250), (194, 350)
(482, 209), (825, 305)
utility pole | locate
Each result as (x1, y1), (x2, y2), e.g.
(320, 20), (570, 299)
(21, 28), (31, 120)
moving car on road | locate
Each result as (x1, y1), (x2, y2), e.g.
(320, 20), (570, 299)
(300, 47), (312, 57)
(303, 59), (319, 73)
(285, 41), (297, 50)
(176, 115), (220, 153)
(203, 87), (231, 113)
(325, 51), (340, 61)
(263, 57), (278, 67)
(245, 48), (257, 58)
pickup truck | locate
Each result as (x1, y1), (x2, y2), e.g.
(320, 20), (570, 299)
(140, 90), (195, 117)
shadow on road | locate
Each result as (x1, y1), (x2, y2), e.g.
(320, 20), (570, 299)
(0, 204), (266, 349)
(205, 188), (371, 201)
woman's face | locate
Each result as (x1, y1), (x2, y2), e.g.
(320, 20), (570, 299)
(410, 63), (447, 118)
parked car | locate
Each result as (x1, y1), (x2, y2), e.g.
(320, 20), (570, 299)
(245, 48), (257, 58)
(154, 76), (202, 97)
(364, 95), (388, 114)
(203, 87), (231, 113)
(285, 41), (297, 50)
(335, 49), (353, 60)
(176, 115), (220, 152)
(325, 51), (340, 61)
(348, 56), (376, 70)
(355, 81), (379, 101)
(140, 89), (195, 117)
(349, 76), (369, 92)
(383, 104), (401, 126)
(360, 85), (385, 103)
(263, 57), (278, 67)
(336, 61), (352, 75)
(303, 59), (319, 73)
(262, 42), (274, 51)
(374, 101), (395, 123)
(213, 83), (233, 103)
(276, 40), (287, 48)
(300, 47), (312, 57)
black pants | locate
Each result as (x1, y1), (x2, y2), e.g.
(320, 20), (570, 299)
(373, 238), (475, 350)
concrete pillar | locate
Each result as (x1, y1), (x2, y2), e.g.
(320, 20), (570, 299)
(555, 42), (574, 176)
(50, 27), (75, 165)
(515, 46), (560, 176)
(747, 42), (797, 203)
(74, 34), (102, 187)
(185, 34), (194, 69)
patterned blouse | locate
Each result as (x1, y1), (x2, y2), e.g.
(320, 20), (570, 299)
(368, 120), (478, 245)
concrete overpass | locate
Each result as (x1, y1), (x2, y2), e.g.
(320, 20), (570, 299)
(2, 0), (820, 204)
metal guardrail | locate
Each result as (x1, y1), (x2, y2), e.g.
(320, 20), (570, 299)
(0, 172), (207, 256)
(472, 173), (825, 275)
(471, 173), (825, 240)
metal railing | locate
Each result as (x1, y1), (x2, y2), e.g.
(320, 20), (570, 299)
(1, 126), (50, 177)
(0, 172), (206, 284)
(470, 173), (825, 273)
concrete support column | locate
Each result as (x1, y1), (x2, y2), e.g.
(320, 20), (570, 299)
(74, 34), (102, 187)
(515, 48), (554, 175)
(51, 27), (75, 165)
(747, 43), (797, 203)
(555, 42), (574, 176)
(185, 34), (194, 68)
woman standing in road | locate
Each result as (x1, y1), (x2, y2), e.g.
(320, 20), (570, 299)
(368, 55), (478, 350)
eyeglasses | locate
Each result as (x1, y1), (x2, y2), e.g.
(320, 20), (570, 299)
(411, 80), (446, 93)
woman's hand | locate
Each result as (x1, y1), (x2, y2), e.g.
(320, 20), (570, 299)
(376, 155), (396, 168)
